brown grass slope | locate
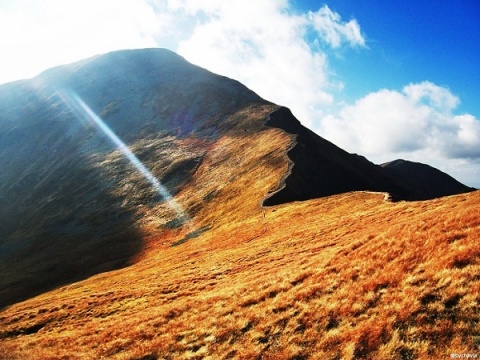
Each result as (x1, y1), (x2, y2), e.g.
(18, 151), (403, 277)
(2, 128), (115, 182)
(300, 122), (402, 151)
(0, 49), (478, 359)
(0, 108), (478, 359)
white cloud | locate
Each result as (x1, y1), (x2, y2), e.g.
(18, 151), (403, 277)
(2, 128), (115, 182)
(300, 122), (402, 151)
(307, 5), (365, 48)
(159, 1), (365, 128)
(403, 82), (459, 112)
(0, 0), (163, 84)
(319, 81), (480, 187)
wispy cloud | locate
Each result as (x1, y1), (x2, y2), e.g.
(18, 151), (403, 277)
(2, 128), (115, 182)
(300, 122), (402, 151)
(307, 5), (366, 48)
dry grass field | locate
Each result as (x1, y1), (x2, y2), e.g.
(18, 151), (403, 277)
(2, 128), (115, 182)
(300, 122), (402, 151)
(0, 104), (479, 359)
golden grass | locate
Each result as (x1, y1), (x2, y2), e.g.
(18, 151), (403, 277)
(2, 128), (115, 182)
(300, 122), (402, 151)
(1, 105), (479, 359)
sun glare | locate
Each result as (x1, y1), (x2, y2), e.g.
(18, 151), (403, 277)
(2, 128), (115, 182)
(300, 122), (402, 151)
(59, 90), (189, 223)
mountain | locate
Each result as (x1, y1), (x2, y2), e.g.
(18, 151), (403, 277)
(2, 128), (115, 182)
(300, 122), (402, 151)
(0, 48), (478, 359)
(0, 48), (271, 308)
(0, 48), (474, 310)
(263, 107), (411, 205)
(263, 108), (475, 204)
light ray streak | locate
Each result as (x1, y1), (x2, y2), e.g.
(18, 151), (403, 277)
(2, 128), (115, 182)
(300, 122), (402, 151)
(60, 90), (188, 222)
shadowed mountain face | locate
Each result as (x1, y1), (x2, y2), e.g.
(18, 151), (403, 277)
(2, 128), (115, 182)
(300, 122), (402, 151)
(263, 108), (409, 205)
(380, 159), (475, 200)
(0, 48), (473, 308)
(263, 107), (475, 205)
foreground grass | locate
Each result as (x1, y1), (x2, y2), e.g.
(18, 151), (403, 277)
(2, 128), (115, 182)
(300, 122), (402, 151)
(1, 189), (478, 359)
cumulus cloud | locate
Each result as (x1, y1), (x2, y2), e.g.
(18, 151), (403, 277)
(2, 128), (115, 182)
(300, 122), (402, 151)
(319, 81), (480, 186)
(403, 82), (459, 112)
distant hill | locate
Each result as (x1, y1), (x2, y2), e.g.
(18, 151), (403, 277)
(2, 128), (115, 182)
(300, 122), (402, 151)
(381, 159), (476, 200)
(0, 48), (474, 308)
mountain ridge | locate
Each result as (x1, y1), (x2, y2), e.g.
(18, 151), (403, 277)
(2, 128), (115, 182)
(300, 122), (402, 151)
(263, 107), (474, 205)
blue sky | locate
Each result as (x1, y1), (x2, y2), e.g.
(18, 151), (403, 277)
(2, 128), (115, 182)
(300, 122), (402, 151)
(301, 0), (480, 117)
(0, 0), (479, 186)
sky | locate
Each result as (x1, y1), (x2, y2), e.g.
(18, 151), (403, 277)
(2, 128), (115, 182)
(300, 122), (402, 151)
(0, 0), (479, 187)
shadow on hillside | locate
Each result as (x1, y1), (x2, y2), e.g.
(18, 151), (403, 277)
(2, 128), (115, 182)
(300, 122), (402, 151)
(0, 115), (146, 310)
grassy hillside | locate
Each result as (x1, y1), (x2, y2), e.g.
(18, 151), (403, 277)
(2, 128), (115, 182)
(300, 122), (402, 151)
(0, 46), (271, 308)
(1, 187), (478, 358)
(0, 49), (478, 359)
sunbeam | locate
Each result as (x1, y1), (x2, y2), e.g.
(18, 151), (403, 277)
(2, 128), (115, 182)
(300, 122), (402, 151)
(59, 89), (189, 223)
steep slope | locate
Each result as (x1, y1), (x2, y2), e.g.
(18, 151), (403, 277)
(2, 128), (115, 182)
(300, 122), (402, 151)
(0, 48), (275, 308)
(381, 159), (476, 200)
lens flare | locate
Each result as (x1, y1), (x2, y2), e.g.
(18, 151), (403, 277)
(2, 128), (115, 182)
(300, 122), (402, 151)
(59, 90), (188, 222)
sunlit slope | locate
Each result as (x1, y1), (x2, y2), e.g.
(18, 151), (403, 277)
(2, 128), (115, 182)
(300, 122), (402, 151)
(0, 101), (282, 308)
(1, 190), (478, 359)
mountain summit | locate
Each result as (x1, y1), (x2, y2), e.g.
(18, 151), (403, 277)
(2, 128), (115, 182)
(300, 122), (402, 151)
(0, 48), (474, 308)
